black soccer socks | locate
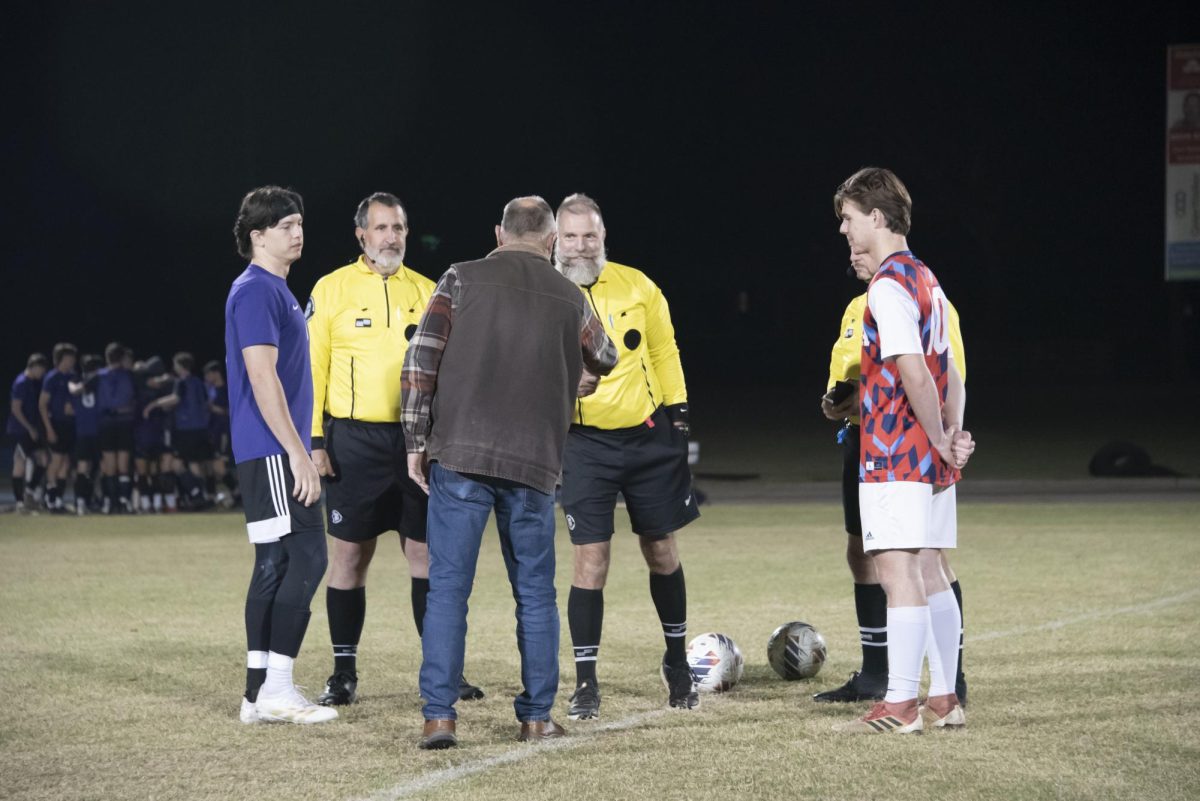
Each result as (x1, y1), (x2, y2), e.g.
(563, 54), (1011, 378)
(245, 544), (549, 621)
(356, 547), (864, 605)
(569, 585), (604, 684)
(854, 582), (889, 680)
(327, 586), (366, 674)
(649, 565), (688, 666)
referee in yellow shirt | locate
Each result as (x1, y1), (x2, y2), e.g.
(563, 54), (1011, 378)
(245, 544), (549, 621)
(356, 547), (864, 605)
(307, 192), (481, 706)
(554, 194), (700, 721)
(814, 248), (968, 705)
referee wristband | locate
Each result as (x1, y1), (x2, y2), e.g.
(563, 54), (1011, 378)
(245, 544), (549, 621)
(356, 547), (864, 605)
(311, 436), (325, 450)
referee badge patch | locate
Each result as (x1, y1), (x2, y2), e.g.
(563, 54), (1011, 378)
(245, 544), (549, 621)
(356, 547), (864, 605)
(331, 509), (343, 524)
(565, 514), (576, 531)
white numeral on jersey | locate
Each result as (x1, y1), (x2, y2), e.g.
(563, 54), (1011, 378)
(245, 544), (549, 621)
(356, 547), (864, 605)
(927, 287), (950, 356)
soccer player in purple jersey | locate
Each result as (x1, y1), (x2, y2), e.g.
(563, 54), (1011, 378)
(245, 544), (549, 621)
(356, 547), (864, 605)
(225, 186), (335, 725)
(38, 343), (78, 513)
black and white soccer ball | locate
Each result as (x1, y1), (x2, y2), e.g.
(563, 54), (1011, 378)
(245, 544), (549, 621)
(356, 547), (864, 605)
(767, 621), (828, 680)
(685, 632), (745, 693)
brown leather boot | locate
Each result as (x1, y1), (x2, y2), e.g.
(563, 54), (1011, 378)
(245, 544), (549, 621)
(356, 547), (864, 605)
(518, 718), (567, 742)
(419, 718), (457, 750)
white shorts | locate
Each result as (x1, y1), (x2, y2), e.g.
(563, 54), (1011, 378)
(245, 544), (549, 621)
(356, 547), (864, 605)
(858, 482), (957, 553)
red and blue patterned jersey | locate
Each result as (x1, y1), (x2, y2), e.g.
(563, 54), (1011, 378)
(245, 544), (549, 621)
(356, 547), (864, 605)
(859, 251), (959, 486)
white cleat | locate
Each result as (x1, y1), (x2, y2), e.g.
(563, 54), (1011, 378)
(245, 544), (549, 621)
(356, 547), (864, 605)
(255, 687), (339, 724)
(240, 697), (261, 724)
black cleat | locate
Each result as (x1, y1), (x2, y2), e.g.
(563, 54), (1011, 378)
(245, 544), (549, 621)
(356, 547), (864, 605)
(457, 675), (485, 702)
(317, 670), (358, 706)
(662, 655), (700, 710)
(567, 680), (601, 721)
(956, 673), (968, 708)
(812, 671), (886, 703)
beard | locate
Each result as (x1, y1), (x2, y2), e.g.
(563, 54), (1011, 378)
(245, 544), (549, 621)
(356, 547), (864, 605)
(555, 248), (606, 286)
(364, 243), (405, 273)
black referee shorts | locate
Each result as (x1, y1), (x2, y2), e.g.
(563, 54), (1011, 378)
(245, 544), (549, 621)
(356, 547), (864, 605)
(561, 405), (699, 545)
(322, 418), (428, 543)
(842, 424), (862, 537)
(237, 452), (325, 543)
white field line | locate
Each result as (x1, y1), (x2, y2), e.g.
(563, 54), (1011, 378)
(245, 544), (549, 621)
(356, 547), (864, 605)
(357, 588), (1198, 800)
(968, 588), (1200, 642)
(358, 710), (666, 801)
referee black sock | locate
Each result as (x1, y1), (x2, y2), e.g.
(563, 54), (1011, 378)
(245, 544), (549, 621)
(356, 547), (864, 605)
(649, 565), (687, 666)
(327, 586), (366, 675)
(568, 586), (603, 686)
(855, 582), (889, 680)
(951, 579), (965, 687)
(411, 577), (430, 638)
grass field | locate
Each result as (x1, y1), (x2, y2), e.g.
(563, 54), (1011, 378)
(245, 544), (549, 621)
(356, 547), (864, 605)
(2, 499), (1199, 801)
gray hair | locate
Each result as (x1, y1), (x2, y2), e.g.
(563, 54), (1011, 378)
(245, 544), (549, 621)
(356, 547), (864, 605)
(500, 196), (556, 239)
(354, 192), (407, 229)
(556, 192), (604, 223)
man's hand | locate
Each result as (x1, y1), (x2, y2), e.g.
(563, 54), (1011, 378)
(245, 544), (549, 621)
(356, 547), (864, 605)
(820, 387), (858, 421)
(142, 405), (153, 419)
(289, 450), (322, 507)
(577, 369), (600, 398)
(45, 426), (58, 445)
(951, 428), (975, 469)
(27, 425), (40, 442)
(312, 448), (335, 478)
(407, 451), (430, 495)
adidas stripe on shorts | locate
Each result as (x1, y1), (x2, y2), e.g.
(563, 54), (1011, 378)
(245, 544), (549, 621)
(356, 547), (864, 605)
(237, 453), (324, 544)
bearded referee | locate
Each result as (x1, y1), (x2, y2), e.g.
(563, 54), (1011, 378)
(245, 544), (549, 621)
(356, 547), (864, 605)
(554, 193), (700, 720)
(307, 192), (482, 707)
(814, 247), (969, 706)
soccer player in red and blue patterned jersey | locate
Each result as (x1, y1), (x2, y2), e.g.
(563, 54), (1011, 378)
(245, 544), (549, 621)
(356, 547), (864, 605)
(831, 168), (975, 735)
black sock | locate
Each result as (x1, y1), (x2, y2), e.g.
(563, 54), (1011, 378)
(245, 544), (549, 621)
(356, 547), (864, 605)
(74, 474), (91, 504)
(245, 668), (267, 702)
(411, 577), (430, 638)
(649, 565), (688, 666)
(29, 464), (45, 492)
(327, 586), (366, 675)
(950, 579), (964, 685)
(205, 475), (216, 495)
(13, 476), (25, 500)
(103, 476), (118, 506)
(568, 586), (604, 685)
(46, 482), (59, 506)
(137, 475), (152, 497)
(854, 582), (888, 679)
(118, 475), (132, 502)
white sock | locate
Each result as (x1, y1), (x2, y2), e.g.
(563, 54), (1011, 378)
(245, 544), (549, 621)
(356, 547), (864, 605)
(259, 652), (295, 699)
(926, 590), (962, 698)
(884, 606), (930, 703)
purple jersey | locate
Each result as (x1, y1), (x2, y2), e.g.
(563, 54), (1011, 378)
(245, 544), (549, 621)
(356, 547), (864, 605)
(7, 372), (42, 436)
(74, 374), (101, 437)
(42, 369), (77, 420)
(98, 367), (136, 421)
(224, 264), (313, 464)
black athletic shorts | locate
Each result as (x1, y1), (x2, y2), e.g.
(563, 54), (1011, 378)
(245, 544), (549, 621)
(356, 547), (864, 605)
(842, 424), (862, 537)
(237, 452), (325, 543)
(6, 429), (43, 458)
(322, 418), (428, 542)
(49, 419), (76, 455)
(174, 428), (212, 463)
(561, 405), (699, 545)
(99, 419), (135, 453)
(75, 433), (100, 465)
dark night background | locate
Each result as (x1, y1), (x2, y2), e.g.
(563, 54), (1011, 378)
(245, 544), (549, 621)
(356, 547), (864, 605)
(4, 3), (1200, 410)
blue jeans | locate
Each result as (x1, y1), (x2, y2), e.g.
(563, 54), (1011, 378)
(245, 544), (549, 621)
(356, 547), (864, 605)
(420, 463), (560, 722)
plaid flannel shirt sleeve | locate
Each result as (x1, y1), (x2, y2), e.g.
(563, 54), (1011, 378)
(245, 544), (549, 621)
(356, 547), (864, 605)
(401, 266), (459, 453)
(580, 298), (618, 376)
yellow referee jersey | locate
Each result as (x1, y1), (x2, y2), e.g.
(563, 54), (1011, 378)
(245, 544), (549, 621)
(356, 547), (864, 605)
(827, 293), (966, 425)
(574, 261), (687, 429)
(307, 256), (436, 438)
